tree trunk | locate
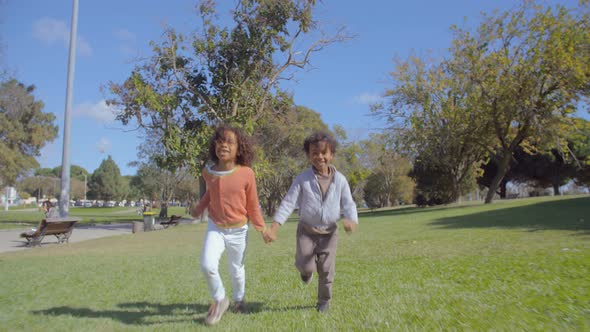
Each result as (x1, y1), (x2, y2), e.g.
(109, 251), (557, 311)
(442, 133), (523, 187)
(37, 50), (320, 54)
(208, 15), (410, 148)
(4, 187), (8, 211)
(199, 175), (208, 222)
(499, 178), (507, 199)
(553, 183), (561, 196)
(159, 202), (168, 218)
(485, 152), (512, 204)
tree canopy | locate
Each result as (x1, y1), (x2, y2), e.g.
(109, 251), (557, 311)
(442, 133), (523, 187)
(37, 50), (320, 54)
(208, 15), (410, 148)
(0, 79), (58, 186)
(106, 0), (349, 176)
(374, 1), (590, 204)
(88, 156), (124, 201)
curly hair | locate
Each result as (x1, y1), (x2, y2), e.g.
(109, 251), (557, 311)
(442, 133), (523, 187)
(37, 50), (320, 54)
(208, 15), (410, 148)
(303, 131), (338, 155)
(208, 125), (255, 167)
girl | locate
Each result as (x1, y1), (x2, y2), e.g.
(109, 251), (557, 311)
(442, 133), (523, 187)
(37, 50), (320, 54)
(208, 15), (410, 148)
(191, 125), (266, 325)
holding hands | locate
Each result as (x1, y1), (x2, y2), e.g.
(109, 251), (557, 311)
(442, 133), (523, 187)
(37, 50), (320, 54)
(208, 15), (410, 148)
(262, 222), (280, 244)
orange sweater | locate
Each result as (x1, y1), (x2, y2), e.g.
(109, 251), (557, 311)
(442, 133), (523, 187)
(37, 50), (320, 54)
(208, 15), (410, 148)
(192, 166), (266, 232)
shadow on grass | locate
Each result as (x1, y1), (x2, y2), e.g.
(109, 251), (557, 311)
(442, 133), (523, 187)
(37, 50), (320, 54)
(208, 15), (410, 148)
(33, 301), (316, 325)
(429, 197), (589, 233)
(33, 302), (210, 326)
(359, 203), (477, 219)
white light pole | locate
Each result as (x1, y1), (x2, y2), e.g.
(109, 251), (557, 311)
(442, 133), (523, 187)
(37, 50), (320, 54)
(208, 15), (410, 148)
(84, 174), (87, 202)
(59, 0), (79, 217)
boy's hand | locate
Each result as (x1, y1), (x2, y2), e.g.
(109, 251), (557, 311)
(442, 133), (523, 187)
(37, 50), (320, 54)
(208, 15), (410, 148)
(262, 229), (274, 244)
(263, 222), (280, 244)
(343, 220), (356, 234)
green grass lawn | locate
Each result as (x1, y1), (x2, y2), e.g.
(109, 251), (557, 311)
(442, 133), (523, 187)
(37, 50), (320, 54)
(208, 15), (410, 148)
(0, 195), (588, 331)
(0, 206), (190, 228)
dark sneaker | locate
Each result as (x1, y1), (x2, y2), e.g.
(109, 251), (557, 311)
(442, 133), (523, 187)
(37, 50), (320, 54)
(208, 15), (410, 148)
(300, 273), (312, 284)
(233, 301), (247, 313)
(317, 302), (330, 313)
(205, 298), (229, 325)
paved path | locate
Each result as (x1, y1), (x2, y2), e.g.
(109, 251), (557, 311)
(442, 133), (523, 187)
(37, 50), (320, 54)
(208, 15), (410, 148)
(0, 223), (133, 253)
(0, 218), (199, 254)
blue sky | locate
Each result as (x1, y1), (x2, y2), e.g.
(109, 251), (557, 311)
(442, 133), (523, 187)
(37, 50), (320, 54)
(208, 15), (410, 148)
(2, 0), (579, 176)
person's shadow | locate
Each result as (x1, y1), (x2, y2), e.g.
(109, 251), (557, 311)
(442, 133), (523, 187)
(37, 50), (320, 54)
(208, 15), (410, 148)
(31, 302), (315, 325)
(32, 301), (306, 326)
(34, 302), (211, 326)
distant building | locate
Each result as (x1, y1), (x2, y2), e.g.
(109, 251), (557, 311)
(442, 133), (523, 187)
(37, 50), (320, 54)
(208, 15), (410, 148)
(1, 187), (20, 206)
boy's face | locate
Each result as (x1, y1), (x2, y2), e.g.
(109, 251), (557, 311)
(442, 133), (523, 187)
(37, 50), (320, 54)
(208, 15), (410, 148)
(308, 141), (333, 174)
(215, 130), (238, 163)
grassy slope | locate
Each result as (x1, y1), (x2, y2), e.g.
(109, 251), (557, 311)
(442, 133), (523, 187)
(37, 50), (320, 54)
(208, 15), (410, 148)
(0, 195), (588, 331)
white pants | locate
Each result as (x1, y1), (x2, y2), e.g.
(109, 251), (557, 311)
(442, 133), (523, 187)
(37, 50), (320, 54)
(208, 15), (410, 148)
(201, 220), (248, 302)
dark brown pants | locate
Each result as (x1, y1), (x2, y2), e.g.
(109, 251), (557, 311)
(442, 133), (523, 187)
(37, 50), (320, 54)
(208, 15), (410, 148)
(295, 223), (338, 305)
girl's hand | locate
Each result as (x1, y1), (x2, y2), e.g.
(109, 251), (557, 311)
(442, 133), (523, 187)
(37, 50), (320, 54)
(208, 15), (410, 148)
(262, 229), (274, 244)
(263, 222), (280, 244)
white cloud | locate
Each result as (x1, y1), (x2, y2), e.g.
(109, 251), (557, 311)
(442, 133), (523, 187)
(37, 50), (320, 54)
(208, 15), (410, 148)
(32, 17), (92, 56)
(74, 100), (117, 123)
(96, 137), (112, 154)
(114, 28), (136, 41)
(353, 93), (382, 105)
(114, 28), (138, 55)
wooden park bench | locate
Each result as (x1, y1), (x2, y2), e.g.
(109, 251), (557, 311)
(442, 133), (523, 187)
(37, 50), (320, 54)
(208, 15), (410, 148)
(20, 217), (81, 247)
(159, 215), (182, 229)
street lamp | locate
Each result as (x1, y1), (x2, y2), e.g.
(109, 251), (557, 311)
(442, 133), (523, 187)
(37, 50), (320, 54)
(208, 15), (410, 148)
(58, 0), (79, 217)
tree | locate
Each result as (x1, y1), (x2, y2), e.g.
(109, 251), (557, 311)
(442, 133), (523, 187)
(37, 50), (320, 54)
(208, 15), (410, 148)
(53, 165), (89, 181)
(361, 133), (415, 207)
(88, 156), (124, 201)
(24, 165), (89, 201)
(450, 1), (590, 203)
(254, 95), (330, 216)
(129, 132), (198, 218)
(106, 0), (349, 178)
(374, 1), (590, 204)
(372, 49), (489, 204)
(477, 153), (514, 199)
(0, 79), (58, 186)
(17, 175), (58, 201)
(332, 126), (370, 205)
(566, 117), (590, 188)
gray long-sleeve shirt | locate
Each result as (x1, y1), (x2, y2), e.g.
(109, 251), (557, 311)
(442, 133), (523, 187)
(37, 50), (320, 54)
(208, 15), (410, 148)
(273, 167), (358, 228)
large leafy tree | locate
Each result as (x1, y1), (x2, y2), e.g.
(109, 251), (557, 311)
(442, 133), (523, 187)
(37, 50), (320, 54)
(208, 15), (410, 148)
(20, 165), (90, 201)
(450, 1), (590, 203)
(332, 126), (370, 205)
(570, 118), (590, 187)
(88, 156), (124, 201)
(361, 133), (415, 207)
(130, 163), (196, 217)
(0, 79), (58, 186)
(129, 132), (198, 217)
(374, 1), (589, 204)
(373, 54), (488, 203)
(254, 95), (329, 216)
(52, 165), (89, 182)
(106, 0), (349, 177)
(17, 175), (59, 201)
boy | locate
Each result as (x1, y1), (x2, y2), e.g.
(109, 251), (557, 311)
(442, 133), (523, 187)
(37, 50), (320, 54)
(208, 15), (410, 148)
(264, 131), (358, 313)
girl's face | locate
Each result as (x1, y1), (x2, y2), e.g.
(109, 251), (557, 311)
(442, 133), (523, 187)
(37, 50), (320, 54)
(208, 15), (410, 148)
(215, 130), (238, 164)
(308, 141), (333, 174)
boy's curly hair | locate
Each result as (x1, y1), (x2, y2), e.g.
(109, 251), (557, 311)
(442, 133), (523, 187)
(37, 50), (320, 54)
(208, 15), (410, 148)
(208, 125), (255, 167)
(303, 131), (338, 155)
